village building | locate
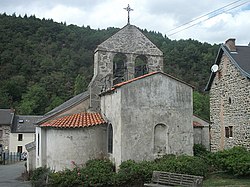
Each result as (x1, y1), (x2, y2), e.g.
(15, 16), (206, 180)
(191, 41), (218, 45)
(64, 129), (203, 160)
(205, 38), (250, 151)
(9, 115), (42, 153)
(35, 23), (199, 171)
(0, 109), (14, 152)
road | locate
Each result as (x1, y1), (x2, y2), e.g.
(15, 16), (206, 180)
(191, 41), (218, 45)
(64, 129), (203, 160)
(0, 161), (31, 187)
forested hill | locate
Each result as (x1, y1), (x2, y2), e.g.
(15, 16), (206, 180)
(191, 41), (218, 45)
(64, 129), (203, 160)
(0, 13), (218, 118)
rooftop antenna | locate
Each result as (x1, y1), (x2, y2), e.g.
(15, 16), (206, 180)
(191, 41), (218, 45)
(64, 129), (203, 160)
(124, 4), (133, 25)
(211, 64), (219, 73)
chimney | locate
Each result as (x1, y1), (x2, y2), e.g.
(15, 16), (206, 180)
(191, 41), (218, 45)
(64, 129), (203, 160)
(225, 38), (236, 52)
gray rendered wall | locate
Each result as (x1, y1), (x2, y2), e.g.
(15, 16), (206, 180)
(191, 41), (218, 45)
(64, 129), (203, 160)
(210, 55), (250, 151)
(45, 126), (107, 171)
(101, 73), (193, 167)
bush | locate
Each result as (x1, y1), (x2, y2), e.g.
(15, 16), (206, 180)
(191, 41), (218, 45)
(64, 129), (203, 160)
(49, 159), (115, 187)
(193, 144), (209, 156)
(208, 146), (250, 176)
(30, 167), (51, 187)
(155, 154), (209, 177)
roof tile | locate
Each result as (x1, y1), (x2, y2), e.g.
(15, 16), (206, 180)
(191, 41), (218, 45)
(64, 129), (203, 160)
(41, 113), (106, 128)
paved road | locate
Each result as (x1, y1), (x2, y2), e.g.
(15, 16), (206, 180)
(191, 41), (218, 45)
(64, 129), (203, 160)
(0, 161), (31, 187)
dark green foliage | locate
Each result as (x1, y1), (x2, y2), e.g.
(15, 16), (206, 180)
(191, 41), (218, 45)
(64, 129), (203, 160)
(49, 159), (115, 187)
(208, 147), (250, 176)
(31, 148), (249, 186)
(193, 91), (210, 120)
(0, 13), (217, 118)
(193, 144), (209, 156)
(30, 167), (51, 187)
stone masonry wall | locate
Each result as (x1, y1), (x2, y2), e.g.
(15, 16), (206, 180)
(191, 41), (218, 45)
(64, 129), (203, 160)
(210, 54), (250, 151)
(0, 125), (11, 151)
(88, 25), (164, 112)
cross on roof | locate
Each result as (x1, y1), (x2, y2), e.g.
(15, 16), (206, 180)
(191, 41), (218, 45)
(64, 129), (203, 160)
(124, 4), (133, 25)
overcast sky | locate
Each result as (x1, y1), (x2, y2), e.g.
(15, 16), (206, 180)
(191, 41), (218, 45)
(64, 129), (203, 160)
(1, 0), (250, 45)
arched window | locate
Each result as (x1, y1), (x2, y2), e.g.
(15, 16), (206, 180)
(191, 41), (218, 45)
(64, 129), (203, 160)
(135, 55), (148, 78)
(113, 53), (127, 85)
(108, 124), (113, 154)
(154, 124), (167, 154)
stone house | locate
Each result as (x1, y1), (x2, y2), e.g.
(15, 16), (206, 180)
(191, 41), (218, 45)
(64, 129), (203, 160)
(0, 109), (14, 152)
(205, 38), (250, 151)
(35, 23), (204, 171)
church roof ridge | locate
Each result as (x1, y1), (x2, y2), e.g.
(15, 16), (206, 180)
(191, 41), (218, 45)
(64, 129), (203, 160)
(100, 71), (194, 96)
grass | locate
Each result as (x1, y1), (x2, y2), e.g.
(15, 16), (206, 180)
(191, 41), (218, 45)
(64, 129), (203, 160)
(203, 172), (250, 187)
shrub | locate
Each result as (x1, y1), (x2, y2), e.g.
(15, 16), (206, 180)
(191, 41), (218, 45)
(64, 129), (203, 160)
(209, 146), (250, 176)
(155, 154), (209, 177)
(30, 167), (51, 187)
(193, 144), (209, 156)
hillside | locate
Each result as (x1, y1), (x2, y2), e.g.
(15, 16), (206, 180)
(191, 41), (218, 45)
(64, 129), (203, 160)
(0, 13), (218, 119)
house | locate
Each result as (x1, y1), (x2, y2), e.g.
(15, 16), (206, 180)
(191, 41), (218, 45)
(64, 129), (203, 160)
(193, 115), (210, 150)
(0, 109), (41, 156)
(9, 115), (42, 153)
(35, 23), (199, 171)
(205, 38), (250, 151)
(0, 109), (14, 152)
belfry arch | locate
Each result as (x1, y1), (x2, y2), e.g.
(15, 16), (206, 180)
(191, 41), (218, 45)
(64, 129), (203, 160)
(113, 53), (127, 85)
(135, 55), (148, 78)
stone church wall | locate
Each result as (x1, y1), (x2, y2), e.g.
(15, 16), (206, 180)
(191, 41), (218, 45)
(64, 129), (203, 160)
(101, 73), (193, 167)
(210, 54), (250, 151)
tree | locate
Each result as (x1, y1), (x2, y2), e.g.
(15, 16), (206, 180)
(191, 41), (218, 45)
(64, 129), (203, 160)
(74, 74), (88, 95)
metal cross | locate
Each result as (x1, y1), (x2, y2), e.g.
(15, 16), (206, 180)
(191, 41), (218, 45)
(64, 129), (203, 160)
(124, 4), (133, 25)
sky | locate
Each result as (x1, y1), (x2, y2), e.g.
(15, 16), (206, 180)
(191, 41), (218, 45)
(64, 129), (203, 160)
(1, 0), (250, 45)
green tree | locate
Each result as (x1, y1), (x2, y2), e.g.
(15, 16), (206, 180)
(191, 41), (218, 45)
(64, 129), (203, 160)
(74, 74), (88, 95)
(193, 91), (210, 120)
(18, 84), (48, 114)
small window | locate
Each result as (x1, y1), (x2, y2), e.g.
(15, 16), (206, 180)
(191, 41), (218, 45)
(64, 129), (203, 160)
(229, 97), (232, 104)
(108, 124), (113, 154)
(17, 146), (22, 153)
(0, 130), (3, 138)
(18, 134), (23, 141)
(225, 126), (233, 138)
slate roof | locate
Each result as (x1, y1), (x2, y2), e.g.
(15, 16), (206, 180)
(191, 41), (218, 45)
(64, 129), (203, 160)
(0, 109), (14, 125)
(205, 44), (250, 91)
(41, 112), (106, 128)
(12, 115), (42, 133)
(37, 91), (89, 125)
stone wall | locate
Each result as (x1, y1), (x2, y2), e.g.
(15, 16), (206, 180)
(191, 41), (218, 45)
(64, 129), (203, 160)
(0, 125), (11, 151)
(89, 25), (164, 112)
(210, 54), (250, 151)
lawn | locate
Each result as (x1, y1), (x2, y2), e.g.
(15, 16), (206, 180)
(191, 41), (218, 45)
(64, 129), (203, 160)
(203, 173), (250, 187)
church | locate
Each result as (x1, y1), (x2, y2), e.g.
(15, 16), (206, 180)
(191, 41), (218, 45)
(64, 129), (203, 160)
(34, 7), (196, 171)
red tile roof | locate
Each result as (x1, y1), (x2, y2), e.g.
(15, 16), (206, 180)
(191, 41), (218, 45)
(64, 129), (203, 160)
(41, 113), (106, 128)
(112, 71), (194, 90)
(193, 121), (203, 127)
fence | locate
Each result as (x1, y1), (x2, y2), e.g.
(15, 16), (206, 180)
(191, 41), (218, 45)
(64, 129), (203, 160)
(0, 152), (22, 165)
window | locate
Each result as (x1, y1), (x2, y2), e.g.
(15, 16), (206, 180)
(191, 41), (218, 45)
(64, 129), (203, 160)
(38, 133), (40, 156)
(18, 134), (23, 141)
(225, 126), (233, 138)
(17, 146), (22, 153)
(108, 124), (113, 154)
(0, 130), (3, 138)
